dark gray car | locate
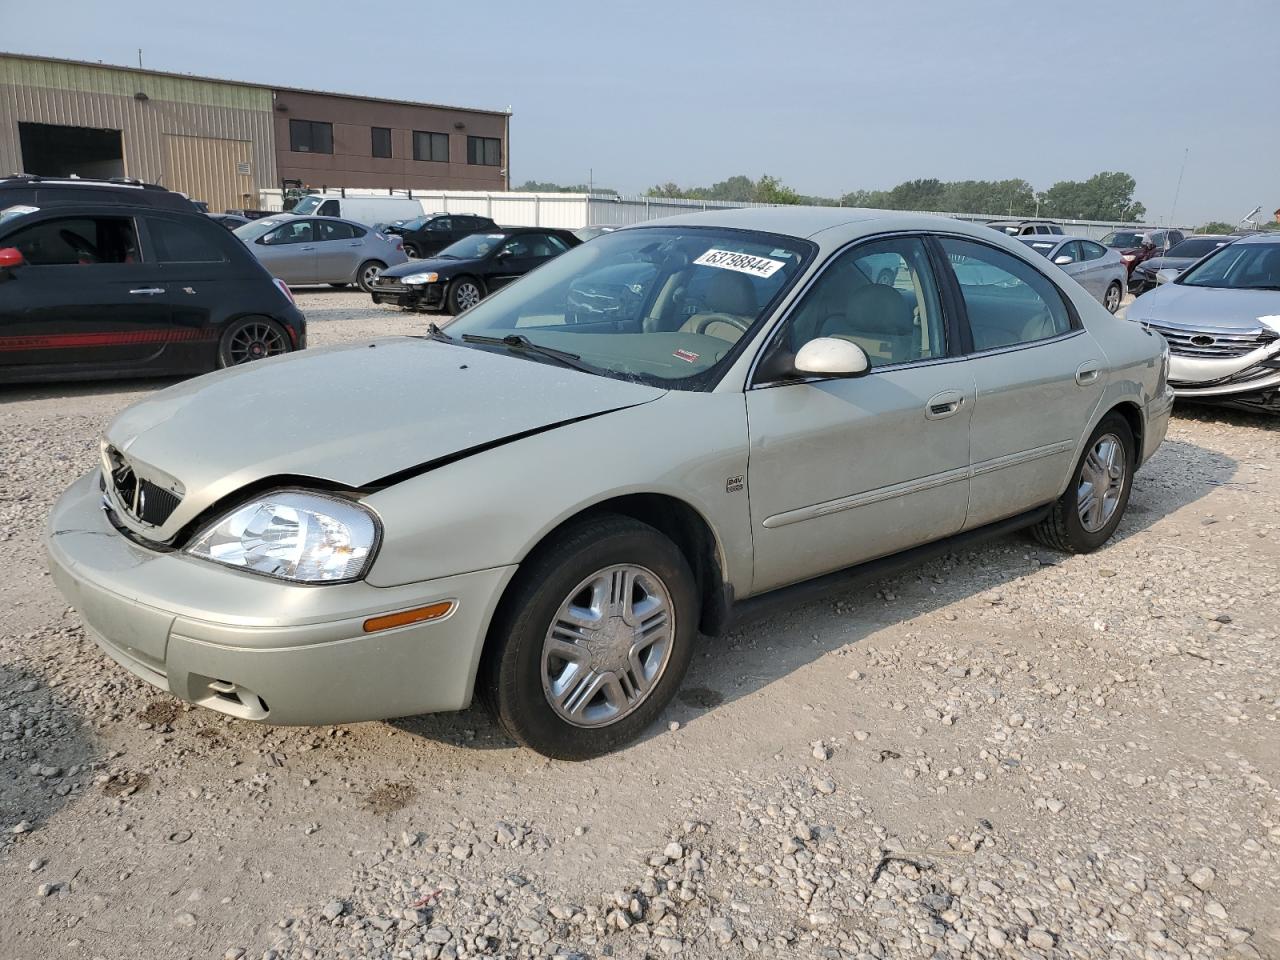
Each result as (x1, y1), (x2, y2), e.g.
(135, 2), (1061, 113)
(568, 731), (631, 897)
(1128, 235), (1240, 294)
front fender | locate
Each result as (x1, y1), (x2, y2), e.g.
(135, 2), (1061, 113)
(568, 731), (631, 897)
(362, 391), (753, 592)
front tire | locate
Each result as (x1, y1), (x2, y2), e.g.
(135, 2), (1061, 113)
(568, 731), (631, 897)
(1104, 281), (1122, 313)
(446, 276), (484, 315)
(217, 317), (290, 368)
(479, 514), (698, 760)
(403, 243), (421, 259)
(357, 260), (386, 293)
(1032, 413), (1135, 553)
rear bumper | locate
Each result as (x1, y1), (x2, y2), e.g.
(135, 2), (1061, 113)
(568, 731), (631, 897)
(46, 470), (515, 725)
(1143, 386), (1175, 465)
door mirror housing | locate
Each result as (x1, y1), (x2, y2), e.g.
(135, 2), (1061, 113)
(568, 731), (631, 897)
(0, 246), (24, 271)
(1155, 268), (1180, 285)
(1053, 254), (1074, 265)
(794, 337), (871, 377)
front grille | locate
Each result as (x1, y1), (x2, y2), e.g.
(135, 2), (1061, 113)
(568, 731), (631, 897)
(1144, 321), (1277, 359)
(104, 447), (182, 527)
(373, 278), (408, 292)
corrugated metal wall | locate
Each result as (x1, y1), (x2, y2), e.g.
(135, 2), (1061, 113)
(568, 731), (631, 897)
(163, 134), (255, 213)
(0, 55), (276, 206)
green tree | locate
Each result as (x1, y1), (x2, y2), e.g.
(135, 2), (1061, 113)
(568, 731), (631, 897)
(1196, 221), (1235, 234)
(516, 179), (617, 195)
(645, 182), (685, 198)
(754, 174), (802, 205)
(941, 179), (1037, 216)
(1040, 172), (1145, 222)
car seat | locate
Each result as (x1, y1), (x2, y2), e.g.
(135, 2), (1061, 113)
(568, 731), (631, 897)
(820, 283), (918, 365)
(678, 270), (757, 342)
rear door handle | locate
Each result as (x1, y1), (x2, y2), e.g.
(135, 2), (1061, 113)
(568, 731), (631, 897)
(925, 389), (966, 420)
(299, 246), (315, 252)
(129, 287), (165, 295)
(1075, 360), (1102, 386)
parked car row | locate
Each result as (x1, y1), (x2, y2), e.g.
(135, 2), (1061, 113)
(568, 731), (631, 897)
(1127, 234), (1241, 294)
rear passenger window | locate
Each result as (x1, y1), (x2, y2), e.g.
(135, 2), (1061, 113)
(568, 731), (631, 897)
(6, 216), (138, 265)
(147, 217), (227, 263)
(1080, 241), (1107, 261)
(941, 237), (1073, 352)
(317, 221), (356, 241)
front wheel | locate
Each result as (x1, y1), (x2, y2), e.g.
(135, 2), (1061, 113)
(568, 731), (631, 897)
(1031, 413), (1135, 553)
(446, 276), (484, 315)
(357, 260), (386, 293)
(217, 317), (290, 368)
(1104, 281), (1122, 313)
(403, 243), (421, 259)
(479, 514), (698, 760)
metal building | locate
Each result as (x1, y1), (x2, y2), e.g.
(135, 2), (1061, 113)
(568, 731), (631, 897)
(0, 52), (510, 212)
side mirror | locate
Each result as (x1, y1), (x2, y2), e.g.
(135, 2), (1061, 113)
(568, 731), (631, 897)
(1155, 268), (1180, 285)
(794, 337), (870, 377)
(1053, 254), (1074, 265)
(0, 246), (24, 271)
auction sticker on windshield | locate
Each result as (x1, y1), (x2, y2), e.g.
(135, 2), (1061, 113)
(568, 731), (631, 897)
(694, 249), (786, 279)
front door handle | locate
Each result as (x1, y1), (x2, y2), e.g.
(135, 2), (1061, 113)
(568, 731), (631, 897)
(129, 287), (165, 295)
(925, 389), (966, 420)
(299, 246), (315, 252)
(1075, 360), (1102, 386)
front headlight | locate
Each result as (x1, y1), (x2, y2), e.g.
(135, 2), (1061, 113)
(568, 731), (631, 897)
(402, 272), (439, 285)
(187, 491), (379, 583)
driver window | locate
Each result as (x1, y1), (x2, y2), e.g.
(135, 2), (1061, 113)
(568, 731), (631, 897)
(780, 237), (946, 368)
(7, 216), (139, 265)
(498, 237), (530, 258)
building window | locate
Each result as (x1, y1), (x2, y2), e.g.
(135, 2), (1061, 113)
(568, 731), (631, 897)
(289, 119), (333, 154)
(467, 136), (501, 166)
(371, 126), (392, 159)
(413, 131), (449, 163)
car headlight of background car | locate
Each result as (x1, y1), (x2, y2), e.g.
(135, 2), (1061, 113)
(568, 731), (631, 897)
(402, 272), (439, 285)
(187, 491), (379, 583)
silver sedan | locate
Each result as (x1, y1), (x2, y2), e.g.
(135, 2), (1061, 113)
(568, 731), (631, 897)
(234, 214), (407, 292)
(47, 208), (1172, 759)
(1019, 235), (1127, 313)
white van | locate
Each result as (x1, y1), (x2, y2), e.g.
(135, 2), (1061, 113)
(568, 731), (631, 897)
(288, 194), (426, 227)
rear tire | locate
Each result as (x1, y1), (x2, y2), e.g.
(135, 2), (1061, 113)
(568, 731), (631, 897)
(1104, 281), (1122, 313)
(1032, 413), (1135, 553)
(217, 316), (290, 369)
(357, 260), (386, 294)
(479, 514), (698, 760)
(446, 276), (484, 315)
(403, 243), (421, 259)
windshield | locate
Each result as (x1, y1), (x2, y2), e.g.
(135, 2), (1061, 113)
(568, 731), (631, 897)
(1165, 237), (1229, 259)
(438, 226), (813, 388)
(1178, 242), (1280, 290)
(1101, 231), (1146, 248)
(233, 218), (288, 242)
(1018, 238), (1059, 258)
(437, 232), (509, 259)
(988, 224), (1019, 235)
(290, 196), (322, 215)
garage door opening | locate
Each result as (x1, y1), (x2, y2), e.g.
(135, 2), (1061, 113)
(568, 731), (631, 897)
(19, 122), (125, 179)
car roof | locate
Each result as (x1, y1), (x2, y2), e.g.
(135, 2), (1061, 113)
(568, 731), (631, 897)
(987, 218), (1059, 226)
(0, 175), (197, 211)
(1233, 232), (1280, 245)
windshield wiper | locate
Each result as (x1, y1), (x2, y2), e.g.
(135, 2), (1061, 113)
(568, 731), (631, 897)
(460, 333), (596, 373)
(425, 322), (453, 342)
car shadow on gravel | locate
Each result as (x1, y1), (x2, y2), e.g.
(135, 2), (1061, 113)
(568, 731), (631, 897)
(391, 433), (1237, 753)
(0, 376), (182, 403)
(1175, 401), (1279, 431)
(0, 662), (94, 858)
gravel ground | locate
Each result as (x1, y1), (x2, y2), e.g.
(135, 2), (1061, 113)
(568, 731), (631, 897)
(1, 290), (1277, 960)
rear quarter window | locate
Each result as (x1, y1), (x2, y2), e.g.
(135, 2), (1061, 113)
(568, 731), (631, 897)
(147, 216), (229, 263)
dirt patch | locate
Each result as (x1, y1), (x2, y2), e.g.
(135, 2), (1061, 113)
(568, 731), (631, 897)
(138, 700), (180, 725)
(678, 686), (724, 709)
(102, 771), (150, 798)
(364, 782), (416, 815)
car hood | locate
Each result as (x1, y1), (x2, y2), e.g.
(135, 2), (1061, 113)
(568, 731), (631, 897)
(102, 338), (665, 541)
(1127, 282), (1280, 333)
(381, 256), (481, 279)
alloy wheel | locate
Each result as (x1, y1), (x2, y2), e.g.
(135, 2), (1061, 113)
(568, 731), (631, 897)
(227, 321), (287, 365)
(1077, 433), (1126, 533)
(540, 564), (674, 728)
(1105, 284), (1121, 313)
(361, 263), (382, 288)
(455, 281), (481, 311)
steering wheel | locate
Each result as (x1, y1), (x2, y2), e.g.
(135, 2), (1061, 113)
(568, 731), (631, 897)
(60, 229), (101, 263)
(687, 313), (751, 336)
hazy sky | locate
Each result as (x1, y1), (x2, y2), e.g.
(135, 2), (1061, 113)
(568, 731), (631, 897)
(4, 0), (1277, 223)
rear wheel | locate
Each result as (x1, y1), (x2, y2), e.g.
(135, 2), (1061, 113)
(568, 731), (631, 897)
(217, 317), (290, 368)
(357, 260), (386, 293)
(1104, 281), (1122, 313)
(1032, 413), (1134, 553)
(447, 276), (484, 315)
(403, 243), (421, 259)
(479, 514), (698, 760)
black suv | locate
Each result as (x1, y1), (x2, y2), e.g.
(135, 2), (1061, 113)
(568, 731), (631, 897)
(390, 213), (500, 259)
(0, 180), (306, 384)
(0, 174), (200, 212)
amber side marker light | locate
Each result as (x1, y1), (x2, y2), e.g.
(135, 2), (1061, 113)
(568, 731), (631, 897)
(363, 601), (456, 633)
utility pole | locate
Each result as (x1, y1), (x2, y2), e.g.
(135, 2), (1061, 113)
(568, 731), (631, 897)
(138, 49), (144, 69)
